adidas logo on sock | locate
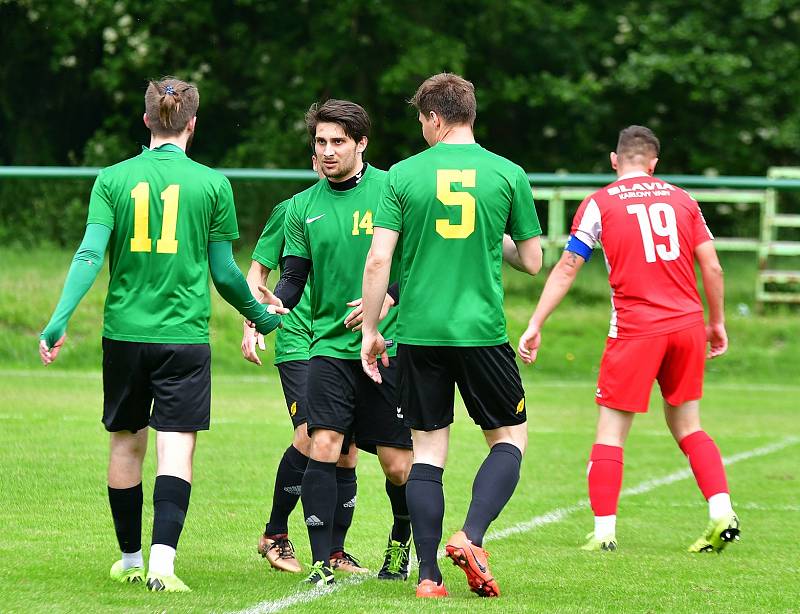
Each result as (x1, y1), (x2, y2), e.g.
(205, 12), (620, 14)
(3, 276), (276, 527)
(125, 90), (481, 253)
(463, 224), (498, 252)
(343, 496), (357, 508)
(305, 515), (324, 527)
(283, 485), (302, 495)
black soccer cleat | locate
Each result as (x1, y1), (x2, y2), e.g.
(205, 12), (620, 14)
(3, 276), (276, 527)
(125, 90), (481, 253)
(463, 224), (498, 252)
(378, 535), (411, 581)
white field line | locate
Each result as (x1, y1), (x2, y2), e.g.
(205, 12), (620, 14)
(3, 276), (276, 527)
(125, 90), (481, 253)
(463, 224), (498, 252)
(4, 368), (800, 393)
(230, 435), (799, 614)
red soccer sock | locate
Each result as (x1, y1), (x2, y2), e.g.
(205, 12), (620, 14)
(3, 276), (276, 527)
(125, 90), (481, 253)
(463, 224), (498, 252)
(587, 444), (624, 516)
(679, 431), (729, 499)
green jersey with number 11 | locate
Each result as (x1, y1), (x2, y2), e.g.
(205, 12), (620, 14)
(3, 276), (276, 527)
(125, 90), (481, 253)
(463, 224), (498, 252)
(374, 142), (541, 346)
(87, 143), (239, 343)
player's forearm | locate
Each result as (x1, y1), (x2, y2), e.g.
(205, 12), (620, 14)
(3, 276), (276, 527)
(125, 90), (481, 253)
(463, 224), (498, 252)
(246, 260), (270, 300)
(700, 261), (725, 324)
(361, 250), (392, 335)
(41, 223), (110, 346)
(529, 252), (582, 328)
(209, 242), (280, 335)
(273, 255), (310, 310)
(502, 235), (526, 272)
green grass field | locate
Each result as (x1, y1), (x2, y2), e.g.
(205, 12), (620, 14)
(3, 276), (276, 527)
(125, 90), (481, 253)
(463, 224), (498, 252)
(1, 249), (799, 613)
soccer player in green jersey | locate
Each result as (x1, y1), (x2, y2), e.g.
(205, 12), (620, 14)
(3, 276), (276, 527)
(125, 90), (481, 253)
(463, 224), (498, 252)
(264, 100), (413, 587)
(38, 77), (280, 593)
(360, 74), (543, 598)
(241, 157), (363, 574)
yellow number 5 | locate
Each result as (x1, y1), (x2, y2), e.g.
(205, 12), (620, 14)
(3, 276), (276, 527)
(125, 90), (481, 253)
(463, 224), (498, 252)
(436, 169), (476, 239)
(130, 182), (180, 254)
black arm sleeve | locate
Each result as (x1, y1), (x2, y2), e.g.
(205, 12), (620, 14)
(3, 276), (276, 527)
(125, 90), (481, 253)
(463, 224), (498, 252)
(387, 282), (400, 306)
(273, 255), (311, 310)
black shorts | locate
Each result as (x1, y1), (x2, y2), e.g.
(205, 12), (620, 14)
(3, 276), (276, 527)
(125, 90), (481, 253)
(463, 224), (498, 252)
(102, 338), (211, 433)
(397, 343), (526, 431)
(277, 360), (309, 429)
(306, 356), (412, 454)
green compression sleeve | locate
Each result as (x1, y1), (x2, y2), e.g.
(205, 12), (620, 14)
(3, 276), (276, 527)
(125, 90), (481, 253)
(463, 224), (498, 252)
(41, 223), (111, 347)
(208, 240), (281, 335)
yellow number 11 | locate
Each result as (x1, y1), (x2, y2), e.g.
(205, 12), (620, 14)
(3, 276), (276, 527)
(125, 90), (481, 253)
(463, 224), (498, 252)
(130, 182), (180, 253)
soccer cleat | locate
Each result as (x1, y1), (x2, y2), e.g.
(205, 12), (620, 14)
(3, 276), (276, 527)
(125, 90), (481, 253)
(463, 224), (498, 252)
(378, 536), (411, 580)
(329, 550), (369, 573)
(258, 533), (302, 573)
(416, 578), (449, 598)
(145, 573), (191, 592)
(581, 531), (618, 552)
(445, 530), (500, 598)
(689, 511), (741, 553)
(303, 561), (335, 587)
(109, 560), (144, 584)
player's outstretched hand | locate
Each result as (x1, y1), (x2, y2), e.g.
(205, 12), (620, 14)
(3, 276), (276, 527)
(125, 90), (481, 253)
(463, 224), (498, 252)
(257, 285), (290, 315)
(344, 298), (364, 331)
(344, 294), (395, 332)
(361, 330), (389, 384)
(706, 322), (728, 359)
(241, 322), (265, 366)
(39, 334), (66, 366)
(517, 323), (542, 364)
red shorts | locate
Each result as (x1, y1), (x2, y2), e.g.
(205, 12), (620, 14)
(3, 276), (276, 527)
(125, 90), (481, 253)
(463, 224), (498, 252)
(595, 323), (706, 413)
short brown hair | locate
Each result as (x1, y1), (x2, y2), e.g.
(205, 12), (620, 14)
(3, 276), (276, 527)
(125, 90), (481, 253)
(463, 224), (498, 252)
(305, 99), (371, 146)
(616, 125), (660, 162)
(145, 77), (199, 137)
(410, 73), (476, 126)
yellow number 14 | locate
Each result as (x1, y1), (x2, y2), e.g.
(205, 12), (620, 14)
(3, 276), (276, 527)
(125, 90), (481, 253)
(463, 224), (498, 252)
(130, 182), (180, 254)
(352, 210), (374, 236)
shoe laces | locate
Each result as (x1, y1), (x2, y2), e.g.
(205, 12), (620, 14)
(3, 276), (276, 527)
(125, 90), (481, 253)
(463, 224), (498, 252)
(269, 537), (297, 560)
(335, 551), (362, 567)
(306, 561), (330, 582)
(383, 541), (407, 573)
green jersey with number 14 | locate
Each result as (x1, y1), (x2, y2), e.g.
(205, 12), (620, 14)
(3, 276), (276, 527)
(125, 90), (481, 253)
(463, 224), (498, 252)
(87, 143), (239, 343)
(283, 165), (398, 360)
(374, 142), (541, 346)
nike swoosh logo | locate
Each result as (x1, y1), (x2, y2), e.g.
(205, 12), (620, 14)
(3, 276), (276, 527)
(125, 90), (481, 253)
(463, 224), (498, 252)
(467, 544), (487, 573)
(306, 214), (325, 224)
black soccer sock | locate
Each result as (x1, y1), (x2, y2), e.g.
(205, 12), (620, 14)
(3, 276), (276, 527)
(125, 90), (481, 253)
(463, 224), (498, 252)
(265, 445), (308, 536)
(385, 478), (411, 544)
(108, 483), (143, 553)
(462, 442), (523, 547)
(301, 459), (338, 565)
(151, 475), (192, 550)
(330, 466), (357, 555)
(406, 463), (444, 583)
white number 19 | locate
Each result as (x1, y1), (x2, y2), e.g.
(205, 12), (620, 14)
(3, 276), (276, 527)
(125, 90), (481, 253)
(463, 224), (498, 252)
(626, 202), (679, 263)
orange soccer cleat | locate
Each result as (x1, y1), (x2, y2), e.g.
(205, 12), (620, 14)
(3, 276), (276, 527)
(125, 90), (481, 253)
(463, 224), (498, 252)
(416, 579), (449, 598)
(445, 530), (500, 597)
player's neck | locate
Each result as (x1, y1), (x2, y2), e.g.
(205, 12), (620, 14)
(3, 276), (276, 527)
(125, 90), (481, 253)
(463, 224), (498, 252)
(149, 134), (189, 152)
(616, 166), (652, 179)
(436, 124), (476, 145)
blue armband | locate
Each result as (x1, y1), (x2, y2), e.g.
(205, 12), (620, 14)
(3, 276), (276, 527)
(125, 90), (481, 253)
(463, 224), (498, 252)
(565, 234), (593, 261)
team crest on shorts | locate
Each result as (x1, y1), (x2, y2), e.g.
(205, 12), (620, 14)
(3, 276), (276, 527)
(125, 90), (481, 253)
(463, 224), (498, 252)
(290, 401), (297, 416)
(516, 398), (525, 414)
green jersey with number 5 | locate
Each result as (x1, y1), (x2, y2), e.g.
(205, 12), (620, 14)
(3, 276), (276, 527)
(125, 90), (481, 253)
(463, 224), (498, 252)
(86, 143), (239, 343)
(374, 142), (542, 346)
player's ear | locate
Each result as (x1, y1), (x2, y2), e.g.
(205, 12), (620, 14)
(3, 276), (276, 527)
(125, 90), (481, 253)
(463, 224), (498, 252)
(610, 152), (618, 170)
(143, 112), (149, 129)
(356, 136), (368, 154)
(648, 157), (659, 175)
(186, 116), (197, 133)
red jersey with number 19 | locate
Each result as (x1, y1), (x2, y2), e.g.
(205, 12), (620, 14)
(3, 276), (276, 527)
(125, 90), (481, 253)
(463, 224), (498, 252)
(568, 171), (713, 339)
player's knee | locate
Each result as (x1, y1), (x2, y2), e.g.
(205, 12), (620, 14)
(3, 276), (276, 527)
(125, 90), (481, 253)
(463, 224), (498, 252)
(310, 429), (344, 462)
(292, 424), (312, 456)
(381, 451), (412, 485)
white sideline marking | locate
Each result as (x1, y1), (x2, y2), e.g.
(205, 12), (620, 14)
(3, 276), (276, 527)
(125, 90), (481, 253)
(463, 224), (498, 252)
(4, 369), (800, 393)
(230, 436), (798, 614)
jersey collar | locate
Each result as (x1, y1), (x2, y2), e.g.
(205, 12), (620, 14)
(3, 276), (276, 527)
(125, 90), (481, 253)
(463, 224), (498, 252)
(141, 143), (187, 156)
